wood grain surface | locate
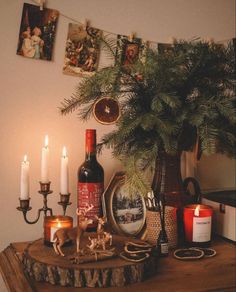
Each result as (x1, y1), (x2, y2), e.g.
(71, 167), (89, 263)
(22, 234), (155, 288)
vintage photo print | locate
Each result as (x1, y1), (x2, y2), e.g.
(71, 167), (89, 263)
(16, 3), (59, 61)
(123, 43), (140, 66)
(116, 35), (146, 66)
(112, 184), (145, 235)
(63, 23), (102, 77)
(157, 43), (174, 54)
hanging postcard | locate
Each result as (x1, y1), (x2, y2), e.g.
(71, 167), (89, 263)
(115, 35), (147, 84)
(16, 3), (59, 61)
(157, 43), (174, 54)
(115, 35), (146, 67)
(63, 23), (102, 77)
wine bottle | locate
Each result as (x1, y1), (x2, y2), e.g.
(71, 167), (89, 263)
(157, 229), (169, 257)
(157, 194), (169, 257)
(77, 129), (104, 231)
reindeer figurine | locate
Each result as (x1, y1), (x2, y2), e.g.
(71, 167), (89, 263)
(87, 231), (113, 251)
(95, 215), (107, 240)
(87, 215), (112, 252)
(53, 204), (94, 257)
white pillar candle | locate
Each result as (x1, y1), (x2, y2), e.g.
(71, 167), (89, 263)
(20, 155), (30, 199)
(60, 146), (69, 194)
(50, 220), (62, 242)
(41, 135), (49, 183)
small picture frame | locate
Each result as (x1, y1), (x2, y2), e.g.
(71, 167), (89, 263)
(16, 3), (59, 61)
(122, 43), (140, 66)
(102, 171), (146, 238)
(157, 43), (174, 54)
(115, 35), (145, 66)
(63, 23), (102, 77)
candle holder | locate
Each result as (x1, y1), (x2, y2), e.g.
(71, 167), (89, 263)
(44, 215), (73, 246)
(17, 181), (54, 224)
(58, 193), (72, 216)
(184, 204), (213, 247)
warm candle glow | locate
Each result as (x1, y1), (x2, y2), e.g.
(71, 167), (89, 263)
(44, 135), (49, 148)
(44, 216), (73, 244)
(194, 205), (200, 216)
(55, 218), (62, 228)
(184, 204), (213, 244)
(23, 155), (28, 163)
(62, 146), (67, 157)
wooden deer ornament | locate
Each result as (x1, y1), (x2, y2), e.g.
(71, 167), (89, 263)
(87, 232), (113, 251)
(53, 204), (94, 256)
(95, 215), (107, 240)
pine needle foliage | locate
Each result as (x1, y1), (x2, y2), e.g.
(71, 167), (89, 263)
(60, 37), (236, 195)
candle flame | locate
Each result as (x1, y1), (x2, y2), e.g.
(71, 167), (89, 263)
(55, 218), (62, 228)
(194, 205), (200, 216)
(44, 135), (49, 147)
(62, 146), (67, 157)
(23, 155), (28, 162)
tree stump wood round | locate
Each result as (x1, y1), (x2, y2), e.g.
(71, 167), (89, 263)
(22, 233), (156, 288)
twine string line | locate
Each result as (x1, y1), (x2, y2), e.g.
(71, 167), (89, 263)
(29, 0), (231, 45)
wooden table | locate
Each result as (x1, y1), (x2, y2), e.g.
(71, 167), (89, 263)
(0, 237), (235, 292)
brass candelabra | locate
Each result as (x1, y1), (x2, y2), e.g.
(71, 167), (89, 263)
(17, 181), (71, 224)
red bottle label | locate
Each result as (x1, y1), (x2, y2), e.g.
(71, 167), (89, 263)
(77, 182), (103, 227)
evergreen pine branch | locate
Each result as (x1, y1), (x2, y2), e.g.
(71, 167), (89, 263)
(60, 38), (236, 194)
(199, 125), (218, 155)
(123, 155), (152, 196)
(98, 34), (117, 60)
(60, 95), (81, 115)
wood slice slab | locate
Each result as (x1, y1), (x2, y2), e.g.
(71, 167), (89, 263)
(22, 233), (156, 288)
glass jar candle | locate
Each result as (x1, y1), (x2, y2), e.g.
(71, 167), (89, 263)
(44, 215), (73, 246)
(184, 204), (213, 247)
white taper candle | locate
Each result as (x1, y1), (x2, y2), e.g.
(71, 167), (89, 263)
(41, 135), (49, 183)
(20, 155), (30, 199)
(60, 146), (69, 194)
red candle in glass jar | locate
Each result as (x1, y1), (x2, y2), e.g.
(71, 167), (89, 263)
(44, 215), (73, 246)
(184, 204), (213, 245)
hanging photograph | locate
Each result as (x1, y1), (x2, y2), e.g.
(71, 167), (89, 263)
(102, 172), (146, 238)
(116, 35), (146, 66)
(63, 23), (102, 77)
(16, 3), (59, 61)
(157, 43), (174, 54)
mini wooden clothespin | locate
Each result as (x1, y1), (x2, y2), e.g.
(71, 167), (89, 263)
(145, 40), (150, 48)
(167, 36), (177, 44)
(38, 0), (45, 11)
(83, 18), (90, 29)
(128, 32), (136, 42)
(206, 37), (215, 44)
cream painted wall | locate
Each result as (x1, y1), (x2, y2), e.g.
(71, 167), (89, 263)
(0, 0), (235, 271)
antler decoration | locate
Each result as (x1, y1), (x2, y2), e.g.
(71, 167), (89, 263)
(76, 203), (94, 217)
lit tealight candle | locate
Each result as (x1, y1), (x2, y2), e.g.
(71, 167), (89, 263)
(43, 215), (73, 245)
(60, 146), (69, 195)
(20, 155), (30, 200)
(184, 204), (213, 245)
(41, 135), (49, 183)
(50, 219), (62, 242)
